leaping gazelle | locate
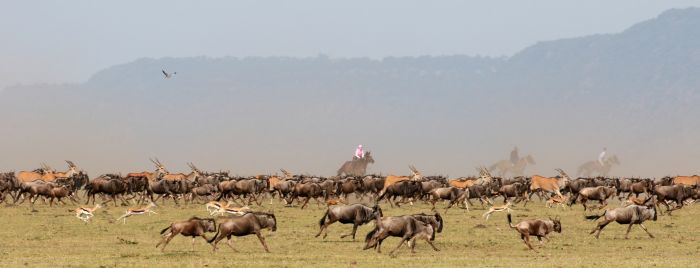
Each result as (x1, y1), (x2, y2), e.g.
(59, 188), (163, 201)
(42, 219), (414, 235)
(482, 201), (512, 221)
(116, 202), (158, 224)
(74, 204), (102, 223)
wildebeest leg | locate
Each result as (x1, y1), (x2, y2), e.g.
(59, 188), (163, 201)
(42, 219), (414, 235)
(389, 237), (409, 256)
(225, 236), (239, 252)
(256, 232), (270, 253)
(157, 232), (178, 252)
(581, 199), (588, 211)
(624, 223), (634, 239)
(340, 223), (358, 240)
(591, 220), (612, 239)
(425, 237), (440, 251)
(521, 233), (535, 251)
(300, 197), (311, 209)
(639, 224), (654, 238)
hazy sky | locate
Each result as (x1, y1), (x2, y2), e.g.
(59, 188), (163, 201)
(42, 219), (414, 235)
(0, 1), (698, 89)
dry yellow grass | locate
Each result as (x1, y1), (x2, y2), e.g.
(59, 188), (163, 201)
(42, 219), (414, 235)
(1, 197), (698, 267)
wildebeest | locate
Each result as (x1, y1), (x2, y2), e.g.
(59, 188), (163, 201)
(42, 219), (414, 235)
(336, 178), (362, 200)
(286, 182), (324, 209)
(156, 217), (217, 252)
(377, 180), (422, 207)
(507, 214), (561, 252)
(363, 213), (441, 255)
(587, 200), (657, 239)
(653, 185), (697, 214)
(316, 204), (382, 240)
(208, 212), (277, 252)
(84, 174), (131, 206)
(337, 151), (375, 177)
(576, 186), (617, 211)
(428, 187), (469, 213)
(498, 182), (529, 206)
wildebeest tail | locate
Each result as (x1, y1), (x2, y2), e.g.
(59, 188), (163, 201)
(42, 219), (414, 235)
(507, 213), (516, 229)
(318, 209), (329, 227)
(364, 226), (378, 243)
(207, 228), (220, 244)
(585, 211), (606, 221)
(159, 225), (172, 235)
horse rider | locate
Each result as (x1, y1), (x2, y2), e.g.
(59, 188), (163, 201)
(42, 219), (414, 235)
(354, 144), (364, 160)
(598, 147), (607, 167)
(510, 146), (519, 167)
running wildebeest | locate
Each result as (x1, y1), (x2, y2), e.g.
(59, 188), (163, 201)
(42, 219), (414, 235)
(84, 174), (131, 206)
(428, 187), (469, 213)
(156, 217), (217, 252)
(377, 180), (422, 207)
(576, 186), (617, 211)
(315, 204), (383, 240)
(587, 199), (657, 239)
(652, 184), (697, 214)
(363, 214), (440, 256)
(507, 214), (561, 252)
(208, 212), (277, 252)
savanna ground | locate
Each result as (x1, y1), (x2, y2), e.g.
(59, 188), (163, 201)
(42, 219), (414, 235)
(1, 195), (698, 267)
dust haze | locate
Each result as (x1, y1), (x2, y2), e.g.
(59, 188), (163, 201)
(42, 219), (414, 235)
(1, 6), (699, 178)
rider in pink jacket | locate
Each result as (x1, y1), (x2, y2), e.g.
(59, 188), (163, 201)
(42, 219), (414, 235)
(354, 144), (364, 159)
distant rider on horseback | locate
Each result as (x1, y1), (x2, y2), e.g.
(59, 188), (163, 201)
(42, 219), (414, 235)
(510, 146), (519, 167)
(598, 147), (607, 167)
(354, 144), (364, 160)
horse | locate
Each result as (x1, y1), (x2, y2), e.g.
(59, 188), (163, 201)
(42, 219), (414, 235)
(577, 155), (620, 177)
(489, 155), (536, 177)
(337, 152), (375, 177)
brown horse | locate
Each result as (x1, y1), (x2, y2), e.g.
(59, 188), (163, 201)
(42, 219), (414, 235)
(337, 152), (375, 177)
(489, 155), (536, 177)
(577, 155), (620, 177)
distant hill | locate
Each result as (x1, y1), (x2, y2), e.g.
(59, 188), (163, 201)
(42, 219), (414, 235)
(2, 8), (699, 176)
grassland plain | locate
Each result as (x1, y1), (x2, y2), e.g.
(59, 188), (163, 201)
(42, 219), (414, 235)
(0, 197), (697, 268)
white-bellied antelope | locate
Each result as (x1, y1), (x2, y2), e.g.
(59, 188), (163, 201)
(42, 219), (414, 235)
(74, 204), (102, 223)
(116, 202), (158, 224)
(546, 194), (569, 209)
(482, 201), (512, 220)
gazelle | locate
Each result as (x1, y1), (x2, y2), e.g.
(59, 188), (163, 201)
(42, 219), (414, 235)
(482, 201), (512, 220)
(211, 201), (251, 216)
(205, 200), (233, 215)
(116, 202), (158, 224)
(74, 204), (102, 223)
(546, 194), (569, 209)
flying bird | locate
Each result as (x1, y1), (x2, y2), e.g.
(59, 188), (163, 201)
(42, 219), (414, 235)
(162, 69), (176, 79)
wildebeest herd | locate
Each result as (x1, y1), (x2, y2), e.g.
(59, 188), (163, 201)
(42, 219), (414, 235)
(1, 159), (699, 255)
